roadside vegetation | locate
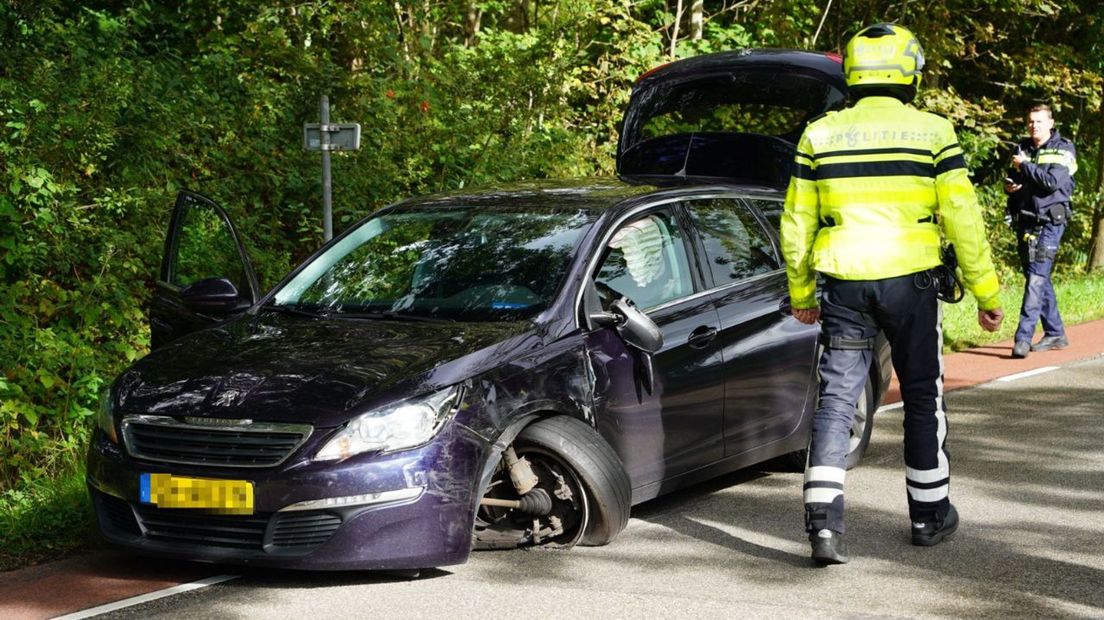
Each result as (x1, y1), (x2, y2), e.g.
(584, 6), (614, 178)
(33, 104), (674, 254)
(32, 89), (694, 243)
(943, 270), (1104, 352)
(2, 2), (1102, 570)
(0, 463), (96, 570)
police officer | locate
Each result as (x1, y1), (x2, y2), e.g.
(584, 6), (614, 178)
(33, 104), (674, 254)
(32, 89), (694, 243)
(781, 23), (1005, 565)
(1005, 104), (1075, 359)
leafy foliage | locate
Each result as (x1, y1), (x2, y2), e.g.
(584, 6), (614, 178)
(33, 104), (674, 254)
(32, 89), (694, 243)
(0, 1), (1102, 504)
(0, 461), (97, 570)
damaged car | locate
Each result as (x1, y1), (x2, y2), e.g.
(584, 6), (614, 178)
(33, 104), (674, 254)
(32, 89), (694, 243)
(87, 49), (891, 570)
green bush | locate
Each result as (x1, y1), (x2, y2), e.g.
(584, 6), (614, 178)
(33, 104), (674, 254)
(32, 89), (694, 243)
(0, 461), (97, 570)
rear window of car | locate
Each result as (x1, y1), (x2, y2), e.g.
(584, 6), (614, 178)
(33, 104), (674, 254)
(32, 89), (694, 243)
(618, 70), (844, 184)
(624, 69), (840, 148)
(640, 87), (808, 141)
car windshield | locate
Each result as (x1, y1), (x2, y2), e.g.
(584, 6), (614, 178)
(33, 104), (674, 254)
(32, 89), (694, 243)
(271, 206), (597, 322)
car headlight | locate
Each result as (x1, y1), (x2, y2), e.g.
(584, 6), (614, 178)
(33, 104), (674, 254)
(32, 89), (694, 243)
(97, 390), (118, 444)
(313, 385), (462, 462)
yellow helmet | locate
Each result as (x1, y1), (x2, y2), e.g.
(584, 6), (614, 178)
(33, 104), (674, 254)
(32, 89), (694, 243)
(843, 23), (925, 92)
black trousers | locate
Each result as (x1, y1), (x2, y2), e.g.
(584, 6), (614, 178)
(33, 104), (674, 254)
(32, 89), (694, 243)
(804, 273), (950, 534)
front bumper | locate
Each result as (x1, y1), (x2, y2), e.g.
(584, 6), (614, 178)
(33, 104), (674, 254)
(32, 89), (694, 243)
(86, 421), (488, 570)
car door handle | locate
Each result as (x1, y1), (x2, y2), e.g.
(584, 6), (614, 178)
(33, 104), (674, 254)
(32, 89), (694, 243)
(687, 325), (717, 348)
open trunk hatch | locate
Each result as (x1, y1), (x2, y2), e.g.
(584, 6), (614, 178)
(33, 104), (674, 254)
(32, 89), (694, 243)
(617, 50), (847, 188)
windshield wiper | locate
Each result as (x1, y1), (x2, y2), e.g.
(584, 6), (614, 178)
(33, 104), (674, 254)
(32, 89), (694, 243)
(262, 303), (329, 318)
(329, 310), (454, 323)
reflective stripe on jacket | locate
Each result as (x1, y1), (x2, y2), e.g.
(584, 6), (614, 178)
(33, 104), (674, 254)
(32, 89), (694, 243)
(781, 96), (1001, 311)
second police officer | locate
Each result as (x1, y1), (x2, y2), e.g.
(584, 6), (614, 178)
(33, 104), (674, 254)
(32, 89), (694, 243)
(1005, 104), (1076, 359)
(781, 23), (1005, 565)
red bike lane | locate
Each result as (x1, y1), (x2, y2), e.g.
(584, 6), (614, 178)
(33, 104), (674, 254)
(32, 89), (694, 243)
(882, 318), (1104, 405)
(0, 551), (225, 620)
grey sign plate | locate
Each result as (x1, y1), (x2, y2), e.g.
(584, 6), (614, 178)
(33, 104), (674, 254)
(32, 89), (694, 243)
(303, 123), (361, 151)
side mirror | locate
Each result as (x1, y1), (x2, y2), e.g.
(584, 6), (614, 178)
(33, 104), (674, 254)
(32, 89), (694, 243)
(582, 279), (663, 353)
(180, 277), (249, 314)
(607, 298), (663, 353)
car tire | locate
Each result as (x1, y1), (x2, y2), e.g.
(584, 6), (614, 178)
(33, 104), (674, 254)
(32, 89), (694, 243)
(514, 416), (632, 546)
(787, 373), (876, 471)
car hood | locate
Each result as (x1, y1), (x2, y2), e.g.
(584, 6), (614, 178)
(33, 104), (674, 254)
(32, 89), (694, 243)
(116, 312), (537, 427)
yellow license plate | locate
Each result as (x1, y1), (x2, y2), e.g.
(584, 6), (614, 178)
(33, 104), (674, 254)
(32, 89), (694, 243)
(140, 473), (254, 514)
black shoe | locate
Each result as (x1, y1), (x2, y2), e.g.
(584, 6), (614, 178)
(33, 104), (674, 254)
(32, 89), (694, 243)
(810, 529), (849, 565)
(1012, 341), (1030, 358)
(911, 504), (959, 546)
(1031, 335), (1069, 352)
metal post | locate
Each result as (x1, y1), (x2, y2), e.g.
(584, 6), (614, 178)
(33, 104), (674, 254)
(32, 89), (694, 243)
(320, 95), (333, 242)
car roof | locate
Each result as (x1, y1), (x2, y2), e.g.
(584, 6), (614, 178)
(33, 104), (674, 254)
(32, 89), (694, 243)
(386, 178), (782, 216)
(387, 178), (663, 214)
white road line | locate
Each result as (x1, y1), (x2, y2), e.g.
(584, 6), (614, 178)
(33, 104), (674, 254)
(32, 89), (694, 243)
(878, 365), (1064, 412)
(996, 366), (1059, 383)
(51, 574), (239, 620)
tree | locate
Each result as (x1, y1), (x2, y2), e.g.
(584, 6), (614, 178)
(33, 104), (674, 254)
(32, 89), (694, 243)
(690, 0), (703, 40)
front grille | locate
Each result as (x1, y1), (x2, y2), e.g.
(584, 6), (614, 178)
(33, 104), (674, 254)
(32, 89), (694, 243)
(270, 512), (343, 550)
(121, 415), (312, 467)
(134, 504), (269, 550)
(119, 504), (343, 554)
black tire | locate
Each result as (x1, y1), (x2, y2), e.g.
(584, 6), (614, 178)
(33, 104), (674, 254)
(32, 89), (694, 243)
(515, 416), (631, 546)
(472, 414), (631, 544)
(787, 373), (876, 471)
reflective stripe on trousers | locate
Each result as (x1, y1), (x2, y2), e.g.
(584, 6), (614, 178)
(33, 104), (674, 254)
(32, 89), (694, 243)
(805, 273), (950, 534)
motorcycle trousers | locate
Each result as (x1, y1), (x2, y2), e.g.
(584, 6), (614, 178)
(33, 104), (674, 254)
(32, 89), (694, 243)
(804, 273), (951, 534)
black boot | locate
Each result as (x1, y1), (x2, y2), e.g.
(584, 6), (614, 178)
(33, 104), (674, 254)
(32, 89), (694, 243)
(911, 504), (959, 546)
(810, 529), (849, 565)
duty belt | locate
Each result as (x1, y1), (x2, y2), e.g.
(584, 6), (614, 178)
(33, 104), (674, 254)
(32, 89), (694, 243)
(820, 214), (939, 227)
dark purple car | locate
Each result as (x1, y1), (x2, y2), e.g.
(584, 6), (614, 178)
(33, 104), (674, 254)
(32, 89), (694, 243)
(87, 50), (891, 570)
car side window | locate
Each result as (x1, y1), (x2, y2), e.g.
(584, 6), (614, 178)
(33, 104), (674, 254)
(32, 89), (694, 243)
(747, 197), (783, 238)
(170, 200), (247, 290)
(685, 198), (778, 286)
(595, 211), (694, 311)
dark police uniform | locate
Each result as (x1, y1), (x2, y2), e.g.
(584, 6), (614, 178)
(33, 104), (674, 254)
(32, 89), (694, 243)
(1006, 130), (1076, 347)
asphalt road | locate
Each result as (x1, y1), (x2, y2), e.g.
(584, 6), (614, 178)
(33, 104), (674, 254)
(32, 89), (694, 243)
(78, 353), (1104, 619)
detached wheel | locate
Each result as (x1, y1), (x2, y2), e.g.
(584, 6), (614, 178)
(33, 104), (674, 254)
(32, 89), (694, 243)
(473, 416), (631, 550)
(788, 373), (876, 471)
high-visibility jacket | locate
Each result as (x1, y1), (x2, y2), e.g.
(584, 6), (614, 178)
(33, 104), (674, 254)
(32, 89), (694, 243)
(1006, 130), (1076, 226)
(781, 96), (1001, 311)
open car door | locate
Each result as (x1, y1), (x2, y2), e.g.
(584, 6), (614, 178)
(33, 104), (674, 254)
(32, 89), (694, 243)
(618, 49), (847, 187)
(149, 191), (260, 349)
